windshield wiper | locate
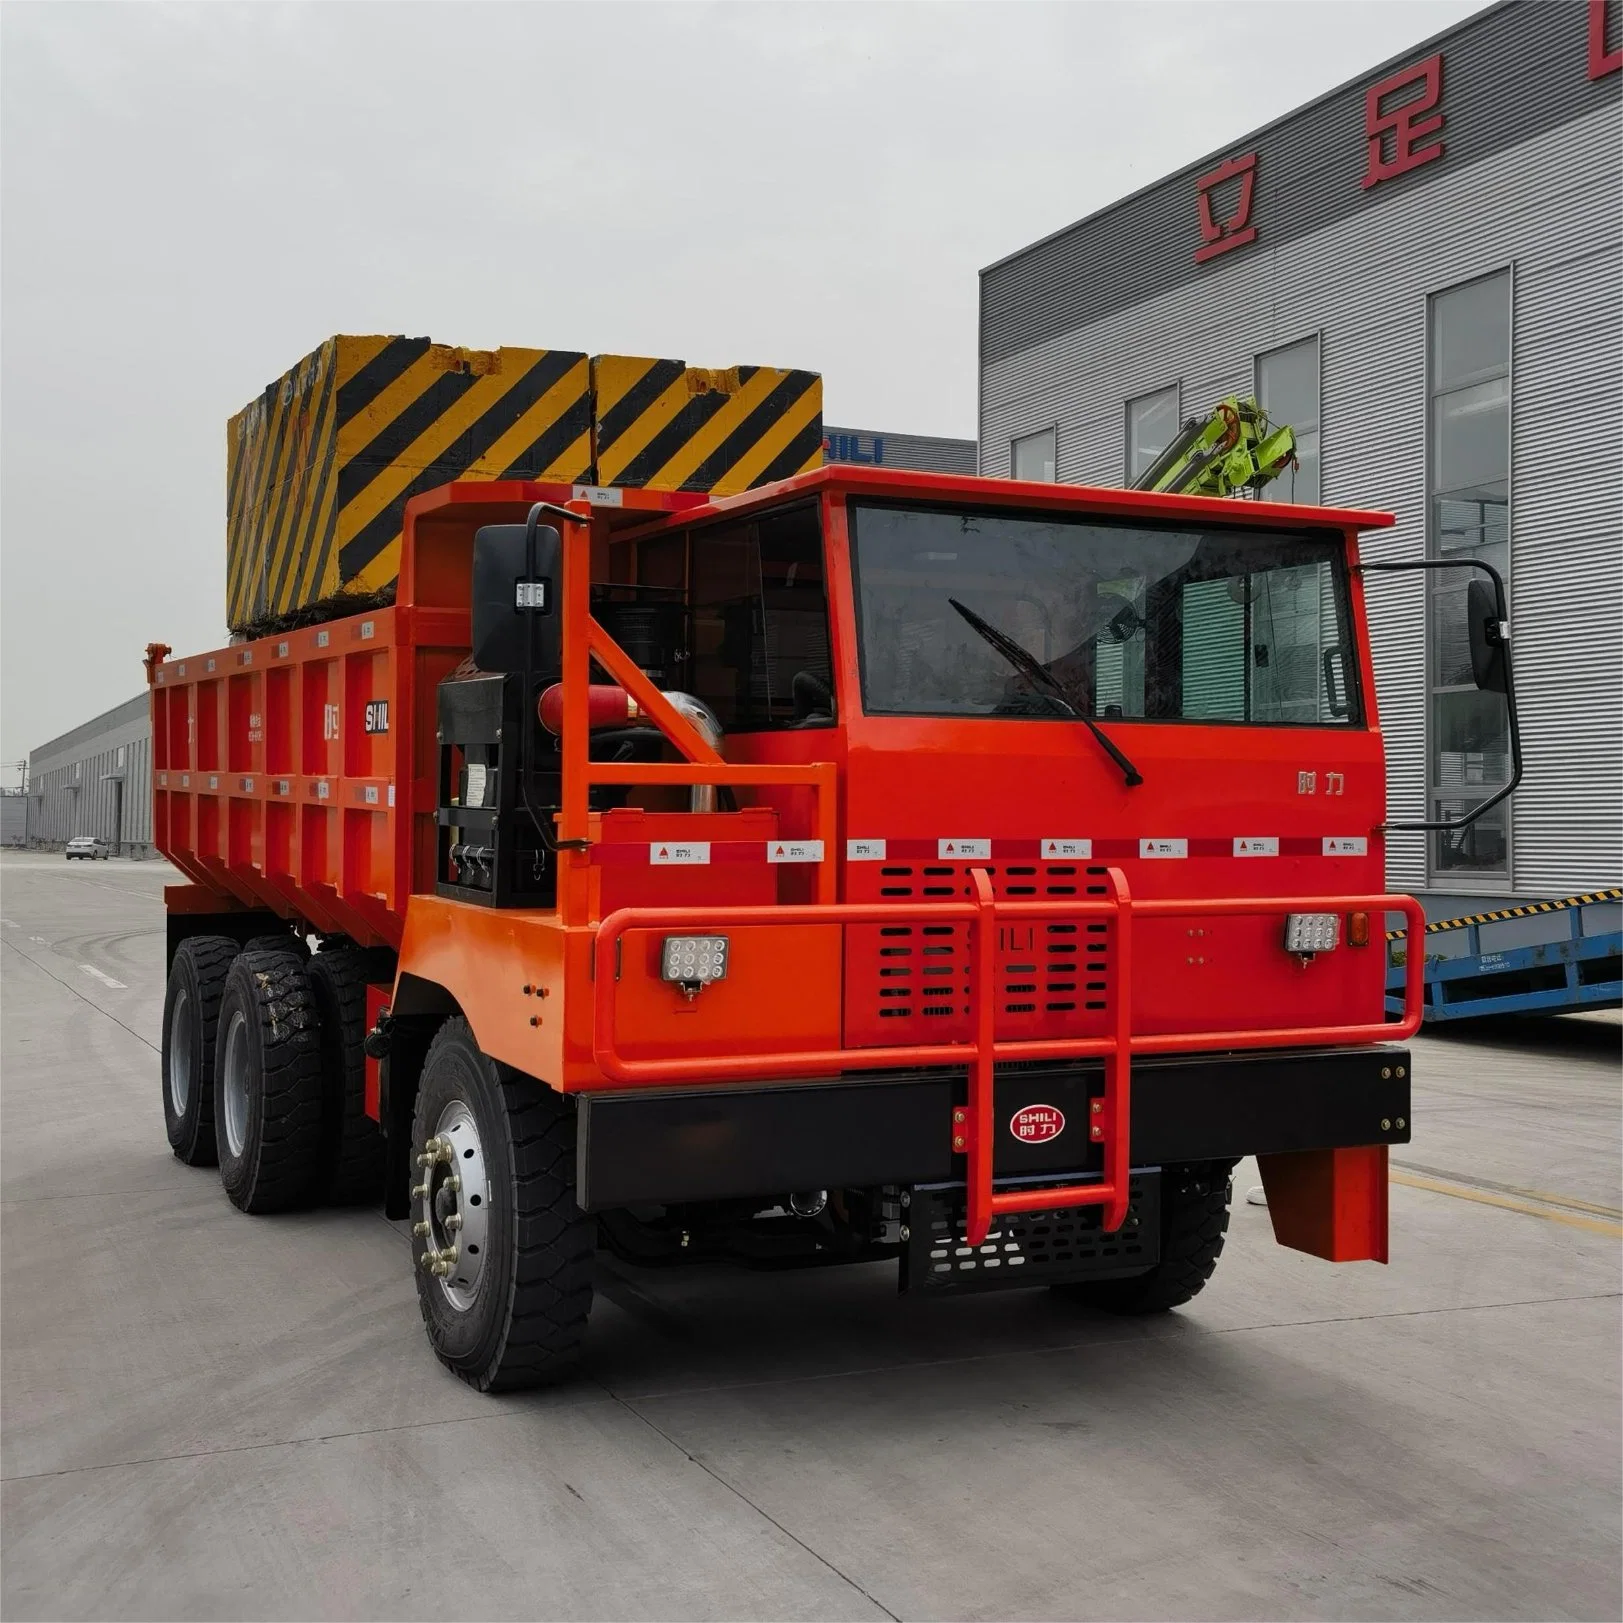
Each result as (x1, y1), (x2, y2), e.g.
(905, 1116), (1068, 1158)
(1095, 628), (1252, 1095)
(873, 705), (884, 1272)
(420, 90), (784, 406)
(948, 598), (1143, 788)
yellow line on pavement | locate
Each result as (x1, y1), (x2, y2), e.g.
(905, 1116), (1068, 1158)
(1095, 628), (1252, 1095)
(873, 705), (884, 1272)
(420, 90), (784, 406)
(1391, 1171), (1623, 1238)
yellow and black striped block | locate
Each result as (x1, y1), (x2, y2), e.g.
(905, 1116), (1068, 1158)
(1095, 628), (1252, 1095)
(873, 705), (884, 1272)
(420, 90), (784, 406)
(226, 337), (592, 630)
(592, 355), (823, 494)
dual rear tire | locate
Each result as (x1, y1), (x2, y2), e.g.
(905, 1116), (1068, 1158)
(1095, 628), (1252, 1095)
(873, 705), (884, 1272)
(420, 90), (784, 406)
(161, 936), (380, 1210)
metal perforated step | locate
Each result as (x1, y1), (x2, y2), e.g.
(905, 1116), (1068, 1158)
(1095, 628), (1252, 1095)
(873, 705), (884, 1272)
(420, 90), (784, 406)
(900, 1172), (1160, 1294)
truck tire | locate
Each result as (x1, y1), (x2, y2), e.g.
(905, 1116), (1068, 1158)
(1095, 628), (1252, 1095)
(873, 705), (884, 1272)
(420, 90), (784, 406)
(307, 945), (390, 1204)
(411, 1018), (593, 1391)
(1053, 1160), (1236, 1314)
(161, 935), (239, 1166)
(213, 947), (324, 1214)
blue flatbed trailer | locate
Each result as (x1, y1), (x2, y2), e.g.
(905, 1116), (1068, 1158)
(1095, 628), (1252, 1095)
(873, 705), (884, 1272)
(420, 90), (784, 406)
(1386, 890), (1623, 1022)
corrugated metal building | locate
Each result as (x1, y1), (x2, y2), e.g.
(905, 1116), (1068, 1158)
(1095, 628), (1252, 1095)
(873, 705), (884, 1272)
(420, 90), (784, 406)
(824, 426), (977, 475)
(979, 0), (1622, 917)
(27, 695), (155, 856)
(0, 791), (28, 847)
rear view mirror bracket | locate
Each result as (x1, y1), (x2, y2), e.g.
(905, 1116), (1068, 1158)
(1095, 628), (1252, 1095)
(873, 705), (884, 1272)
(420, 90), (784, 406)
(1354, 558), (1522, 835)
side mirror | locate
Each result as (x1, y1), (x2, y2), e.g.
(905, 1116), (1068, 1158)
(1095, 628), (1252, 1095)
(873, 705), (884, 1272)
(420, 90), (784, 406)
(1467, 576), (1508, 694)
(471, 522), (561, 674)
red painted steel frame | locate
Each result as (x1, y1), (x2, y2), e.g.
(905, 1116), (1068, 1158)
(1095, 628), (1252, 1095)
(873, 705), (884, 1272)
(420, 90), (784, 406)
(593, 881), (1426, 1245)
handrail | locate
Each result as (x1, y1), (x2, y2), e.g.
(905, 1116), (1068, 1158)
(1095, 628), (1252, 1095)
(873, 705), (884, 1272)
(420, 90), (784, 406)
(591, 884), (1428, 1246)
(554, 509), (837, 909)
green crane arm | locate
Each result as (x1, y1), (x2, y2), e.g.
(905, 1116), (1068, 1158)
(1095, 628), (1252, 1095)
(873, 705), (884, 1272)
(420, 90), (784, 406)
(1132, 397), (1297, 499)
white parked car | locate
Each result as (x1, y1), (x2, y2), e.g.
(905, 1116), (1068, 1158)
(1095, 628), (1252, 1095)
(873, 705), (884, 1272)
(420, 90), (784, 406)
(65, 837), (112, 861)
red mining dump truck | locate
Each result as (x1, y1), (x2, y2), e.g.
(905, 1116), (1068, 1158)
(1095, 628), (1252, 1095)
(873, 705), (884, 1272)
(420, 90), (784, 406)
(146, 457), (1519, 1390)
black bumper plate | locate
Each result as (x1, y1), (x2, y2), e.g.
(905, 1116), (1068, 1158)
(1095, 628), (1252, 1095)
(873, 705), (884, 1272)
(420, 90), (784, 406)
(576, 1044), (1411, 1211)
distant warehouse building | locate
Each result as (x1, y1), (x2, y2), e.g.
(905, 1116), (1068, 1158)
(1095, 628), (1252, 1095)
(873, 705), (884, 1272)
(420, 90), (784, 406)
(28, 695), (155, 857)
(824, 425), (976, 475)
(978, 0), (1621, 917)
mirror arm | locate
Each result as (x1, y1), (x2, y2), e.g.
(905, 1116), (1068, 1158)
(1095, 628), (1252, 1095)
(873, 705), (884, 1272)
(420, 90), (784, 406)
(1355, 559), (1523, 834)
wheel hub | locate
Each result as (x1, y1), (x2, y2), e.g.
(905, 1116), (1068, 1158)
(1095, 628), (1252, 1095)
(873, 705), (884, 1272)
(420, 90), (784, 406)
(168, 986), (193, 1116)
(220, 1007), (250, 1158)
(413, 1100), (489, 1310)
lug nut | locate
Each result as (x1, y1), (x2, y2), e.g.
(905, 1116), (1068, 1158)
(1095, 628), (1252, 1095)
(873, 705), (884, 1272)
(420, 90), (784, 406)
(412, 1221), (431, 1238)
(445, 1213), (463, 1231)
(411, 1182), (429, 1200)
(445, 1175), (461, 1194)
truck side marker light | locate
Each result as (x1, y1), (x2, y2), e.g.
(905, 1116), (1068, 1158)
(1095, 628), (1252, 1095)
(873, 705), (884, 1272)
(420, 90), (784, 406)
(1347, 911), (1371, 947)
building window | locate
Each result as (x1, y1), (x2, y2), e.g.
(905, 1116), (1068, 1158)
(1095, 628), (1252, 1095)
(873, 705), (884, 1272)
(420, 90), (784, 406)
(1256, 337), (1320, 505)
(1011, 427), (1056, 482)
(1428, 270), (1511, 881)
(1125, 384), (1180, 484)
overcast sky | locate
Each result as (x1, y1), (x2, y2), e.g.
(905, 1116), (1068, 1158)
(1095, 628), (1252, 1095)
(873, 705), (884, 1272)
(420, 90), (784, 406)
(0, 0), (1479, 767)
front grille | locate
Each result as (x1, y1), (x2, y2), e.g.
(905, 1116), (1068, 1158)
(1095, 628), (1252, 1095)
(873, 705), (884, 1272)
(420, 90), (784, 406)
(846, 863), (1117, 1043)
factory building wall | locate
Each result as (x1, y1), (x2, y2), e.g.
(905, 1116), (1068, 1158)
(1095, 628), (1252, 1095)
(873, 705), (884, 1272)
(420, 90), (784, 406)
(979, 0), (1622, 909)
(824, 426), (977, 475)
(27, 695), (155, 855)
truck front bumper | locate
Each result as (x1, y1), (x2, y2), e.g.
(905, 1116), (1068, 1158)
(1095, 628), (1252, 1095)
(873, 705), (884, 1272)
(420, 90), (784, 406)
(576, 1043), (1411, 1211)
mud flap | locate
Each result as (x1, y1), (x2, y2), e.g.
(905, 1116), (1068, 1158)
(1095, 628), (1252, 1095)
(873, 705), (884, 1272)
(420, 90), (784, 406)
(1258, 1144), (1388, 1263)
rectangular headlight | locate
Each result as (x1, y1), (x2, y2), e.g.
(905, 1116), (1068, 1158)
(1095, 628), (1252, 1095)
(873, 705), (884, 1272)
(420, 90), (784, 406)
(1284, 913), (1340, 954)
(661, 935), (729, 984)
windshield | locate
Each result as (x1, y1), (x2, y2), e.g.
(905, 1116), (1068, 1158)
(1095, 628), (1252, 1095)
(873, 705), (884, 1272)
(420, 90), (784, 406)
(849, 503), (1359, 725)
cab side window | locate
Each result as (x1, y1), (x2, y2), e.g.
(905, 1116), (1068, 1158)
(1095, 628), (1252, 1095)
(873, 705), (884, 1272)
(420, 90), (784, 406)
(688, 503), (833, 730)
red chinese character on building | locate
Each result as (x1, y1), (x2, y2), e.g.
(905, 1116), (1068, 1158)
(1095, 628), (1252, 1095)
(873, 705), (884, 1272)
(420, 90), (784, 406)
(1194, 151), (1258, 264)
(1362, 53), (1445, 190)
(1591, 0), (1622, 79)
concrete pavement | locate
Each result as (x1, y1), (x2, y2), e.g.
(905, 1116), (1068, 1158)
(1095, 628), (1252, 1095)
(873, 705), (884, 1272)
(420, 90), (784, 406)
(1, 849), (1618, 1620)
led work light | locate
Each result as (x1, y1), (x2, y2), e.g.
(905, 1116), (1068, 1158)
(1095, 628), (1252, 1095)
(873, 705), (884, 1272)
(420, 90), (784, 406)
(1283, 913), (1340, 955)
(661, 935), (730, 988)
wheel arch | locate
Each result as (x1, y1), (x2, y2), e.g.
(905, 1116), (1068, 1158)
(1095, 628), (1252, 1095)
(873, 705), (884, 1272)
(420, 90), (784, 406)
(379, 974), (462, 1220)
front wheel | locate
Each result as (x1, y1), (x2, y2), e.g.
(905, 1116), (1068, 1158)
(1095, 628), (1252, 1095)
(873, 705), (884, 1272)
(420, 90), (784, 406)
(411, 1018), (593, 1391)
